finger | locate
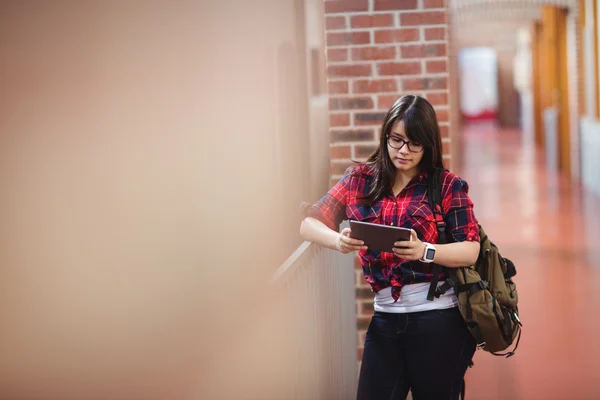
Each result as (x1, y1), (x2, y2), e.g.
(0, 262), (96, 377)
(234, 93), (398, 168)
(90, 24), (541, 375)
(340, 241), (366, 252)
(393, 245), (418, 255)
(341, 235), (364, 247)
(336, 235), (345, 252)
(392, 246), (408, 255)
(393, 247), (414, 256)
(338, 235), (366, 250)
(348, 245), (368, 251)
(410, 229), (418, 241)
(341, 227), (352, 237)
(394, 240), (415, 248)
(393, 252), (418, 260)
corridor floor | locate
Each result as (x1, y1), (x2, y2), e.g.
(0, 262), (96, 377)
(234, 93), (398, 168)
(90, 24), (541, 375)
(456, 122), (600, 399)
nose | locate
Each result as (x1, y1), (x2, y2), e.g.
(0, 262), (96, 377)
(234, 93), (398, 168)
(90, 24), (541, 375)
(398, 142), (410, 155)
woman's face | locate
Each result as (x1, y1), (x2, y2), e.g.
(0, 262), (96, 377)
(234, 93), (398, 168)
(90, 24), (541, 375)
(386, 120), (424, 174)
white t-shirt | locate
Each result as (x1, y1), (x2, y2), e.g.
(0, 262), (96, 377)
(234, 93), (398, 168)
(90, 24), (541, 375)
(374, 282), (458, 313)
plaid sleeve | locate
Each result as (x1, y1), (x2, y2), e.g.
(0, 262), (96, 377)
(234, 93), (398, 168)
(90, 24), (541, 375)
(441, 173), (480, 243)
(300, 169), (353, 232)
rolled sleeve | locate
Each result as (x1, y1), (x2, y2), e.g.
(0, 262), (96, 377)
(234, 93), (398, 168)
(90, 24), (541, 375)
(300, 170), (352, 232)
(441, 174), (480, 243)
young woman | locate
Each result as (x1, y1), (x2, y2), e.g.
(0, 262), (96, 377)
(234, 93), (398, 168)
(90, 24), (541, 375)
(300, 95), (480, 400)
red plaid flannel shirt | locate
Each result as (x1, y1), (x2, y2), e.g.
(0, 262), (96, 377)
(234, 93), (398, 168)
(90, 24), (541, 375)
(301, 164), (480, 302)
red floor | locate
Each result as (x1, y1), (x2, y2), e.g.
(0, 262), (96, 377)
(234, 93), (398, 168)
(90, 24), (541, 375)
(456, 122), (600, 399)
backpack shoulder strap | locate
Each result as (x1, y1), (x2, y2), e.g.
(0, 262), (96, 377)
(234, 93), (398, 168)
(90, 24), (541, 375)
(427, 168), (446, 238)
(426, 168), (449, 301)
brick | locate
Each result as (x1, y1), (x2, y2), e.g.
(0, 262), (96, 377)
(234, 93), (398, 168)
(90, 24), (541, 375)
(425, 27), (445, 41)
(328, 81), (349, 94)
(440, 124), (449, 138)
(331, 129), (375, 142)
(353, 79), (397, 93)
(374, 0), (418, 11)
(325, 16), (346, 30)
(358, 330), (367, 346)
(378, 95), (398, 109)
(355, 144), (378, 158)
(423, 0), (445, 8)
(357, 301), (374, 317)
(356, 281), (372, 289)
(402, 77), (447, 90)
(377, 61), (421, 76)
(330, 145), (352, 159)
(328, 48), (348, 62)
(361, 301), (374, 314)
(357, 316), (371, 331)
(355, 112), (387, 125)
(328, 64), (372, 78)
(356, 287), (373, 299)
(401, 43), (446, 58)
(329, 113), (350, 127)
(327, 31), (371, 46)
(350, 14), (394, 28)
(400, 11), (446, 26)
(436, 109), (449, 122)
(352, 46), (396, 61)
(324, 0), (369, 14)
(329, 97), (374, 110)
(423, 91), (448, 105)
(443, 140), (450, 155)
(426, 60), (447, 73)
(374, 28), (420, 43)
(331, 161), (354, 175)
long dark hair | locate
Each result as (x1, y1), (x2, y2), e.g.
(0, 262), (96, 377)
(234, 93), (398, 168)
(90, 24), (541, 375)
(359, 95), (444, 206)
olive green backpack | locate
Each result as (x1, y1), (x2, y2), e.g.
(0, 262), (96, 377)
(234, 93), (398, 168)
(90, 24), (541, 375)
(426, 168), (522, 357)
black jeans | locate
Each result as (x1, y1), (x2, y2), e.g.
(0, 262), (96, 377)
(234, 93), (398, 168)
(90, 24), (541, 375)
(356, 307), (476, 400)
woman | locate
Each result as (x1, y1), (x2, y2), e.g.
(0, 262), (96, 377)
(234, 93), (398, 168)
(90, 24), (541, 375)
(300, 95), (480, 400)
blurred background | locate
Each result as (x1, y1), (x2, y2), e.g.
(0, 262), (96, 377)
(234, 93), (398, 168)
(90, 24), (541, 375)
(0, 0), (599, 399)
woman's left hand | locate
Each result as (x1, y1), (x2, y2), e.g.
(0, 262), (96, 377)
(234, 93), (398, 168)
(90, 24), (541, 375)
(393, 229), (425, 261)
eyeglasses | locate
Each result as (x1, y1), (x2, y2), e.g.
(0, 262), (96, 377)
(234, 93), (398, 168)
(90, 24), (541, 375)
(386, 135), (424, 153)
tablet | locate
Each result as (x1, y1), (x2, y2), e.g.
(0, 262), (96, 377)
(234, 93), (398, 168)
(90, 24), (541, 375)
(349, 220), (412, 253)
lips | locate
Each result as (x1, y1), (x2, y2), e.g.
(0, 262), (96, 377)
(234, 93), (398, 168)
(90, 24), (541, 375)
(396, 158), (410, 163)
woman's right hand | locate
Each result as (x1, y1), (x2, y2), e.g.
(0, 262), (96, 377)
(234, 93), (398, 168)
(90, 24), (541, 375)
(335, 227), (368, 254)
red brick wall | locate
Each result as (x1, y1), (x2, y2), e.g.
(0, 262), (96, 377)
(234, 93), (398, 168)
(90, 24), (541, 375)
(323, 0), (451, 362)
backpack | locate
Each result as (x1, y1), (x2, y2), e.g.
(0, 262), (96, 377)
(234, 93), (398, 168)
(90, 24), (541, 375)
(426, 168), (522, 357)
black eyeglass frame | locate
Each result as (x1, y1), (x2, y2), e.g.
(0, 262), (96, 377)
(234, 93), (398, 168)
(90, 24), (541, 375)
(386, 135), (424, 153)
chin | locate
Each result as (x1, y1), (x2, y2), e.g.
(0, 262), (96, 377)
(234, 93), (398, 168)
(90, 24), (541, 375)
(393, 161), (417, 171)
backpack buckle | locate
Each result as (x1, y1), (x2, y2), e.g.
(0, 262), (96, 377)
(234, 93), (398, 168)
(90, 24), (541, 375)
(512, 311), (523, 327)
(478, 280), (488, 290)
(434, 213), (446, 229)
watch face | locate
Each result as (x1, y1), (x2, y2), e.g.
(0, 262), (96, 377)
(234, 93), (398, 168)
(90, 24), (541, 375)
(426, 247), (436, 260)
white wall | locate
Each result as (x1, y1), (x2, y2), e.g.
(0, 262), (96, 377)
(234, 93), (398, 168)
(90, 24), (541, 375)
(567, 12), (580, 180)
(458, 47), (499, 120)
(580, 118), (600, 197)
(579, 0), (600, 194)
(513, 27), (534, 143)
